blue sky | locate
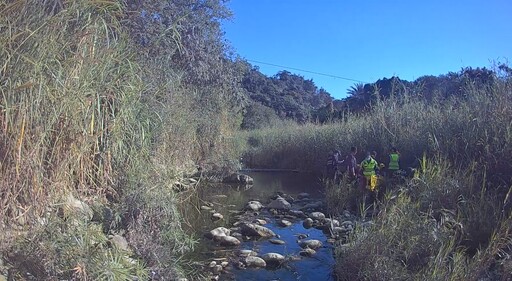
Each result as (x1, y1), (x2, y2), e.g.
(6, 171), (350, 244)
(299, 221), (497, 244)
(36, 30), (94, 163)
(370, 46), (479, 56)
(221, 0), (512, 99)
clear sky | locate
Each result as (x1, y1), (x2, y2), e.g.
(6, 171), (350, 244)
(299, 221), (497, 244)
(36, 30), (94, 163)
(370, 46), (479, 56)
(221, 0), (512, 99)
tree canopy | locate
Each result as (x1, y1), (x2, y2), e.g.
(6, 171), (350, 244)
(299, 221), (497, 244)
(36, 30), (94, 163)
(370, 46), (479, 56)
(237, 65), (505, 127)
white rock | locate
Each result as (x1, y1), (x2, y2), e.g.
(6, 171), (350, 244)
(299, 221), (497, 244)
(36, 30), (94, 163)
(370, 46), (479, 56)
(245, 201), (264, 211)
(252, 219), (267, 225)
(240, 223), (275, 237)
(278, 219), (292, 227)
(309, 212), (326, 220)
(207, 227), (230, 239)
(212, 264), (223, 273)
(211, 213), (223, 221)
(245, 256), (267, 268)
(298, 239), (323, 250)
(299, 248), (316, 257)
(238, 249), (257, 257)
(217, 235), (241, 246)
(261, 253), (285, 266)
(267, 196), (291, 210)
(303, 218), (314, 229)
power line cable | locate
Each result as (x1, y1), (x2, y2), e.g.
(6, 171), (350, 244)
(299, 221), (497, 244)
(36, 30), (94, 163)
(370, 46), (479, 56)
(246, 59), (369, 84)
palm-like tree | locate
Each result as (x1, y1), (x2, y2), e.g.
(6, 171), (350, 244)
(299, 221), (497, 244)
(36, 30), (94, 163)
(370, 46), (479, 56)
(346, 83), (365, 97)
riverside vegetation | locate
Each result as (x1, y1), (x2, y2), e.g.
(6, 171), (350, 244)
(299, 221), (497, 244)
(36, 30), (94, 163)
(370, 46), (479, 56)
(242, 76), (512, 280)
(0, 1), (247, 280)
(1, 1), (512, 281)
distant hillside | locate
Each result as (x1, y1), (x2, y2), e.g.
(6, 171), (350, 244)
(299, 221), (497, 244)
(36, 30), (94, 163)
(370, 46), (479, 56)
(240, 67), (333, 128)
(239, 63), (512, 127)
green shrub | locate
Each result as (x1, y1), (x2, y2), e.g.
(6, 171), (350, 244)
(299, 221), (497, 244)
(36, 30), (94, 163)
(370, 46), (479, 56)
(5, 208), (147, 280)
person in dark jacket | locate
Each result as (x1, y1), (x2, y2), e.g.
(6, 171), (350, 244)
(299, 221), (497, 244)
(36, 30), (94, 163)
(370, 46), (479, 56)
(326, 150), (344, 181)
(344, 146), (358, 181)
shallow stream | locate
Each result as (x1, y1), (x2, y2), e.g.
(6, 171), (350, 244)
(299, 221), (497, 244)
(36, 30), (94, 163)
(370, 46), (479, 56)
(181, 172), (336, 280)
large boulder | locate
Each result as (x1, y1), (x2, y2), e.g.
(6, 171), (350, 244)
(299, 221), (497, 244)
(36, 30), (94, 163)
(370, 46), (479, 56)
(240, 223), (275, 238)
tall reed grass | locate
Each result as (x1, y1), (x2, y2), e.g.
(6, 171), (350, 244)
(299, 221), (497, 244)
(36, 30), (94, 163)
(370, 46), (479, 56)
(333, 158), (512, 280)
(0, 0), (243, 279)
(241, 77), (512, 280)
(242, 80), (512, 180)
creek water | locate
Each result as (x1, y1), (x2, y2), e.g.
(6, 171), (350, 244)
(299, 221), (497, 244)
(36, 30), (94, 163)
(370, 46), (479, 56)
(181, 171), (336, 281)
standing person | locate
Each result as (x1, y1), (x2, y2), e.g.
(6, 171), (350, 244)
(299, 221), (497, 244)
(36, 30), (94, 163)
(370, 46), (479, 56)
(360, 151), (381, 209)
(344, 146), (358, 181)
(388, 147), (400, 177)
(360, 151), (379, 190)
(326, 150), (344, 181)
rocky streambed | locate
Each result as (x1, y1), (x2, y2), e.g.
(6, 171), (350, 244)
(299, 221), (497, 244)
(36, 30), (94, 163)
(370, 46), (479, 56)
(187, 172), (359, 281)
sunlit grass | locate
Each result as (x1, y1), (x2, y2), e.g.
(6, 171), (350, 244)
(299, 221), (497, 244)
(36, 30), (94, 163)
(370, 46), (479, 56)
(240, 80), (512, 280)
(0, 1), (234, 279)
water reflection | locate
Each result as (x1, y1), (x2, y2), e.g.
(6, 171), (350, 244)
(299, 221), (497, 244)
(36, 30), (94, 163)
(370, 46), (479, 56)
(181, 172), (335, 281)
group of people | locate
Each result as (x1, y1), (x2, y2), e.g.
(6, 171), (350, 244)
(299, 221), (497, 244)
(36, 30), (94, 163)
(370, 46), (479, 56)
(326, 146), (401, 191)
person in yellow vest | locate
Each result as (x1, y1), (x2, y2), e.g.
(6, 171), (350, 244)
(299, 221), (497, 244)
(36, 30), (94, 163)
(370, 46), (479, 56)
(388, 147), (400, 177)
(360, 151), (380, 191)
